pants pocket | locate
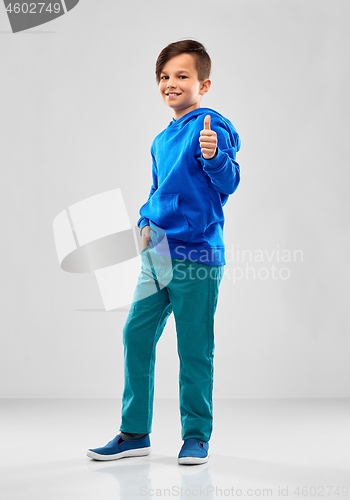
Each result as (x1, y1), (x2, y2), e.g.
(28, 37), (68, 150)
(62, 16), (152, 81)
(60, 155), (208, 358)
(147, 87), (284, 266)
(141, 243), (151, 254)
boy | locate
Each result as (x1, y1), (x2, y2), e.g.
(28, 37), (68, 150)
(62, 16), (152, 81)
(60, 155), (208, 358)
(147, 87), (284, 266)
(87, 39), (241, 465)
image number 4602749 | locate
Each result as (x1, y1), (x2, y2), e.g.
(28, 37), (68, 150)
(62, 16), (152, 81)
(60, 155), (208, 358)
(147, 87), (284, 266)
(3, 0), (80, 33)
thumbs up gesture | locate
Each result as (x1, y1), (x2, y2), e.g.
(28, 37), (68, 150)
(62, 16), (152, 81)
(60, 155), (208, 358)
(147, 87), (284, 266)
(199, 115), (218, 160)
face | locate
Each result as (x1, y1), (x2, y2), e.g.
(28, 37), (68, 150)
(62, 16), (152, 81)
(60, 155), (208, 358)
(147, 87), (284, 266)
(158, 53), (211, 120)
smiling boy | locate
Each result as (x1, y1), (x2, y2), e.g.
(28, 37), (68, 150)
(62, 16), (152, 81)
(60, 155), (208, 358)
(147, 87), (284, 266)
(138, 43), (241, 264)
(87, 39), (241, 465)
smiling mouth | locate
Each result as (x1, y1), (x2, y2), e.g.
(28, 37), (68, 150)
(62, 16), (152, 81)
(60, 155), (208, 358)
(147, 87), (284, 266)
(166, 93), (181, 97)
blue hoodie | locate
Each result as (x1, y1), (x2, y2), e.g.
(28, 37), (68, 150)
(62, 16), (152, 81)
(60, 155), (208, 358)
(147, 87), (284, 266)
(137, 107), (241, 265)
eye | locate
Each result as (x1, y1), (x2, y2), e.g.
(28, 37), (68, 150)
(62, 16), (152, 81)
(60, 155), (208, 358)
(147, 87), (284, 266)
(160, 76), (169, 80)
(179, 76), (187, 79)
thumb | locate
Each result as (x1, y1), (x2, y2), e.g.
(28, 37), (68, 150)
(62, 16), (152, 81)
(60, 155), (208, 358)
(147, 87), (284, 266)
(204, 114), (211, 130)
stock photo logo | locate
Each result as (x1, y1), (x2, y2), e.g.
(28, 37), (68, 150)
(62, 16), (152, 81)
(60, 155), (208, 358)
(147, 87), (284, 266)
(53, 188), (172, 311)
(3, 0), (79, 33)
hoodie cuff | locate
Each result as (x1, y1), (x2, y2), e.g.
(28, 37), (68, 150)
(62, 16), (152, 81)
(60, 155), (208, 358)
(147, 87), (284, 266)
(201, 147), (225, 170)
(138, 218), (150, 236)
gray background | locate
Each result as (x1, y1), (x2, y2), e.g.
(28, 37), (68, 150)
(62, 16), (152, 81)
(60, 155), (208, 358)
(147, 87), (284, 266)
(1, 0), (349, 398)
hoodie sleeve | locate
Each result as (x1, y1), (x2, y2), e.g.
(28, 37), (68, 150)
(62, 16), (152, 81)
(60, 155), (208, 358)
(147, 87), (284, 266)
(199, 119), (241, 196)
(137, 146), (158, 236)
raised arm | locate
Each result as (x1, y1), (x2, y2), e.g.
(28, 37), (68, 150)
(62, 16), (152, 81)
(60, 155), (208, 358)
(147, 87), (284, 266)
(198, 115), (241, 196)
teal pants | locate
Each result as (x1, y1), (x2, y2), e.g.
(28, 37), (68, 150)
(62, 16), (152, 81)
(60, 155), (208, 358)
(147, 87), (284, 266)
(119, 244), (224, 442)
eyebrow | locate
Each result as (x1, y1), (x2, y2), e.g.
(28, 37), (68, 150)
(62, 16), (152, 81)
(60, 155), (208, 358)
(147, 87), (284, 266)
(160, 69), (190, 75)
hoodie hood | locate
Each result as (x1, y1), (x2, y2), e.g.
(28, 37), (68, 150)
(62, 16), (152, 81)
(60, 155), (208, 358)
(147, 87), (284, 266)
(170, 107), (225, 128)
(169, 107), (241, 152)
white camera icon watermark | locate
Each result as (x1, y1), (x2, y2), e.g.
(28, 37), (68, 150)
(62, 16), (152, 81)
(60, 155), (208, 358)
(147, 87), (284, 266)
(52, 188), (172, 311)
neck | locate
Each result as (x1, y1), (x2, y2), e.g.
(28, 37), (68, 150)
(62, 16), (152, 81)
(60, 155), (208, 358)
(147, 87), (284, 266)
(173, 102), (201, 121)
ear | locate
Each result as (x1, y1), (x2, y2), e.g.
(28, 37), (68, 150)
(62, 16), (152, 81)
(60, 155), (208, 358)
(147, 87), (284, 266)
(199, 78), (211, 96)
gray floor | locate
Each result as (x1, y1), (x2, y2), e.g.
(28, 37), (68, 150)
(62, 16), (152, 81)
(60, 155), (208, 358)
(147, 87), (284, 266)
(1, 398), (349, 500)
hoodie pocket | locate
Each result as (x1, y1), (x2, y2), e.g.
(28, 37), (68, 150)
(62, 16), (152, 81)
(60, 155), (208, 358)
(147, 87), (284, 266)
(139, 193), (191, 243)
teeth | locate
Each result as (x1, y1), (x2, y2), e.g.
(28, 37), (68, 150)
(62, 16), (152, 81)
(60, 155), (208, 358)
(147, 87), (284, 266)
(167, 93), (179, 96)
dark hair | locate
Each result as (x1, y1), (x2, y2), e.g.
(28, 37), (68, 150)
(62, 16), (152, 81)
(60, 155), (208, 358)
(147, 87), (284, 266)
(155, 39), (211, 84)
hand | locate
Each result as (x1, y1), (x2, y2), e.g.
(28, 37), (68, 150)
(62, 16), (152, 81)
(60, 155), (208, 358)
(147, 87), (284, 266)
(199, 115), (218, 160)
(141, 225), (152, 249)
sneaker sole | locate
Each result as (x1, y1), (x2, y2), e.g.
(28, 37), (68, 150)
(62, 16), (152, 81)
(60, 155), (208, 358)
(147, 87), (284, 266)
(86, 446), (151, 461)
(178, 451), (209, 465)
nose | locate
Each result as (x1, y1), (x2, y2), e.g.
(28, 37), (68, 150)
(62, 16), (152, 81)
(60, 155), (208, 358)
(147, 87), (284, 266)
(166, 77), (176, 89)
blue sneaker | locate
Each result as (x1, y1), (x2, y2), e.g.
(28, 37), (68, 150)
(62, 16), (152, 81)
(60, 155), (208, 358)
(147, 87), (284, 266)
(87, 433), (151, 461)
(178, 438), (209, 465)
